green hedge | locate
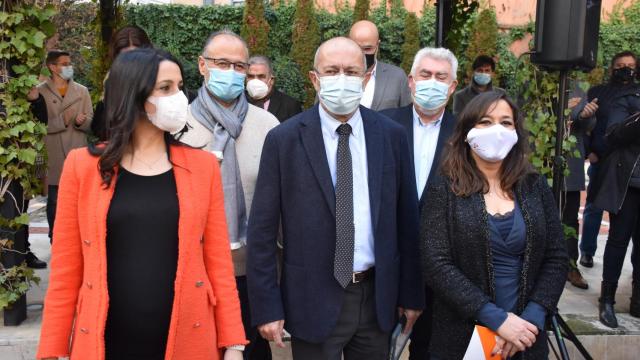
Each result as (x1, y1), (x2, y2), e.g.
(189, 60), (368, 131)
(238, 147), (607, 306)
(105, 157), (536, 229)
(123, 3), (436, 102)
(56, 2), (640, 103)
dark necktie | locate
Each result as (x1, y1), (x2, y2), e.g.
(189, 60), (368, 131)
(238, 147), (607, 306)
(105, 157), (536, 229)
(334, 123), (354, 288)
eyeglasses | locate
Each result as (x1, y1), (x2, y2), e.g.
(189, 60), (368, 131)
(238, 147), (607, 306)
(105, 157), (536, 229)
(203, 57), (249, 73)
(314, 68), (366, 77)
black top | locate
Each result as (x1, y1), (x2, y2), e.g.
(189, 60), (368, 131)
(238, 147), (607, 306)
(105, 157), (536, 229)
(105, 168), (179, 360)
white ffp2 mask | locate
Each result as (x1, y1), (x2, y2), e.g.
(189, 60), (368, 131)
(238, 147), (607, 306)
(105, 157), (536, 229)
(146, 90), (189, 134)
(467, 125), (518, 162)
(246, 79), (270, 99)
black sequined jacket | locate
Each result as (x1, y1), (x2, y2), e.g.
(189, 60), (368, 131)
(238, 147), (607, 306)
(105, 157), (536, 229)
(421, 173), (568, 360)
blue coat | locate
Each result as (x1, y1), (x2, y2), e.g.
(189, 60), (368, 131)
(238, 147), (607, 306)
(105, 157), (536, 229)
(247, 105), (424, 343)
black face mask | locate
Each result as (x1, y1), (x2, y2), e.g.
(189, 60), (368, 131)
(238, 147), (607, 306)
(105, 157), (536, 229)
(612, 67), (636, 83)
(365, 54), (376, 70)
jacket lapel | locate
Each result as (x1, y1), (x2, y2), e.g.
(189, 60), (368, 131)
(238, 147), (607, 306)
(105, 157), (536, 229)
(420, 111), (455, 203)
(43, 78), (64, 103)
(399, 105), (415, 164)
(371, 62), (388, 110)
(170, 145), (196, 270)
(300, 106), (336, 216)
(362, 107), (383, 229)
(267, 90), (282, 116)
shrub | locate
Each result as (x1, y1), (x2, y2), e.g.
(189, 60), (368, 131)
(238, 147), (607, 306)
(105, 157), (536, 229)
(401, 12), (420, 74)
(242, 0), (270, 56)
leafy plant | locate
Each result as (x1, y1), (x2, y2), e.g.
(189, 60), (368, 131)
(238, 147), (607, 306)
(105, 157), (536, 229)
(0, 0), (53, 308)
(400, 12), (420, 74)
(0, 262), (40, 309)
(242, 0), (270, 56)
(353, 0), (370, 22)
(290, 0), (320, 107)
(0, 2), (55, 227)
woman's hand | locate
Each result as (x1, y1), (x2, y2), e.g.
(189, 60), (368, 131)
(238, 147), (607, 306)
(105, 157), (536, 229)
(223, 349), (243, 360)
(491, 335), (506, 357)
(496, 313), (538, 352)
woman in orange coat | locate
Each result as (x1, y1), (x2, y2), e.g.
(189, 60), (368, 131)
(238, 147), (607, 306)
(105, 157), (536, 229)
(37, 48), (247, 360)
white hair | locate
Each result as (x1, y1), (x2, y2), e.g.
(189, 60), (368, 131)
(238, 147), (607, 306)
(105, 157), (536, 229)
(410, 47), (458, 80)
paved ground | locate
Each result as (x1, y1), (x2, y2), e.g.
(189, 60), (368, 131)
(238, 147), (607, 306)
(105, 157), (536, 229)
(1, 196), (639, 359)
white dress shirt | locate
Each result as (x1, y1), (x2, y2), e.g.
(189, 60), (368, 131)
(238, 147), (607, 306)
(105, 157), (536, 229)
(360, 62), (377, 108)
(413, 107), (443, 198)
(319, 105), (375, 272)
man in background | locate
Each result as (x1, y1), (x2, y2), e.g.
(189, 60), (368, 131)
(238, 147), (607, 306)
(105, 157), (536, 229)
(245, 55), (302, 122)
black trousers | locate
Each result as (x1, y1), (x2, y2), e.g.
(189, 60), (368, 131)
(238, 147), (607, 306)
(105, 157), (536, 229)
(603, 187), (640, 284)
(235, 276), (272, 360)
(561, 191), (581, 264)
(408, 285), (433, 360)
(46, 185), (58, 241)
(291, 276), (389, 360)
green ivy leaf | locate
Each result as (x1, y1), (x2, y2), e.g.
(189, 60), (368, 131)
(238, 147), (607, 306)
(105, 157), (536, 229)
(16, 148), (36, 164)
(29, 31), (47, 48)
(13, 213), (30, 226)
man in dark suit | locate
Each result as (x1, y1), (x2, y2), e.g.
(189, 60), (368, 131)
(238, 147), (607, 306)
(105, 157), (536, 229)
(246, 55), (303, 122)
(382, 47), (459, 360)
(349, 20), (412, 111)
(247, 37), (424, 360)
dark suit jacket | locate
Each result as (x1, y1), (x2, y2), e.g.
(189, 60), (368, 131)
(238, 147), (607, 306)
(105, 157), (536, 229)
(247, 105), (424, 343)
(370, 61), (412, 111)
(381, 106), (457, 209)
(268, 89), (303, 122)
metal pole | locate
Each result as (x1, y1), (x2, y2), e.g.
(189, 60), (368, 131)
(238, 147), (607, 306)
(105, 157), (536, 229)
(552, 69), (569, 212)
(550, 314), (571, 360)
(435, 0), (444, 47)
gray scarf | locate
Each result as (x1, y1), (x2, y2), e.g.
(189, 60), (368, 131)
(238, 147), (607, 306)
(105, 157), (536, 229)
(191, 85), (249, 249)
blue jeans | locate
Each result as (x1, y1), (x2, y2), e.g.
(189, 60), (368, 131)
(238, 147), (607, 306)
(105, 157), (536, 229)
(580, 164), (603, 256)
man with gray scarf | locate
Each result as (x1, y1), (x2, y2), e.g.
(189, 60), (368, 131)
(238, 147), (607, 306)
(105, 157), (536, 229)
(178, 30), (280, 360)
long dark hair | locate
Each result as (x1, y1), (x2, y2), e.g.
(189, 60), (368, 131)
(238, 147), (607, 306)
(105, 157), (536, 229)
(89, 48), (184, 187)
(108, 25), (152, 62)
(440, 91), (534, 198)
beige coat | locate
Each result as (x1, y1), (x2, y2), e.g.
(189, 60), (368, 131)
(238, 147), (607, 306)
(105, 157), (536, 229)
(38, 78), (93, 186)
(179, 103), (279, 276)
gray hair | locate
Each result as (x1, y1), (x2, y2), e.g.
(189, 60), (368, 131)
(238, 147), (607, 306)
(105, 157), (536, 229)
(410, 47), (458, 80)
(202, 29), (249, 58)
(248, 55), (273, 76)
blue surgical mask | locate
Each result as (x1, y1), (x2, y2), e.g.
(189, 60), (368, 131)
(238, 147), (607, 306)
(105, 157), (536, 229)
(414, 79), (450, 111)
(207, 68), (246, 102)
(473, 72), (492, 86)
(317, 73), (364, 115)
(60, 66), (74, 80)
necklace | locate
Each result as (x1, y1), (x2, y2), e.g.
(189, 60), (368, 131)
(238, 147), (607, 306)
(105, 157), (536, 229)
(131, 152), (167, 170)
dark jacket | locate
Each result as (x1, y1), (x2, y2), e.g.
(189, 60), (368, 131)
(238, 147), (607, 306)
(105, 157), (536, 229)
(585, 82), (640, 159)
(593, 89), (640, 214)
(452, 81), (505, 116)
(247, 105), (424, 343)
(565, 87), (596, 192)
(381, 106), (457, 208)
(247, 88), (302, 123)
(421, 174), (568, 360)
(269, 88), (303, 122)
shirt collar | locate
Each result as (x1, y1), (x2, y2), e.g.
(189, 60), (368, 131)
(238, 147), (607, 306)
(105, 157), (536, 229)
(369, 62), (378, 78)
(319, 104), (363, 139)
(412, 106), (443, 128)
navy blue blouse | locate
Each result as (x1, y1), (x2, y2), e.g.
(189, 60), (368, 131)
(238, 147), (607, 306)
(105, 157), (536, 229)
(476, 200), (547, 332)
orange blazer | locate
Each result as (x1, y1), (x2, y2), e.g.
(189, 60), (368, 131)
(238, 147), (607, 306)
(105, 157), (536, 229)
(37, 145), (247, 360)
